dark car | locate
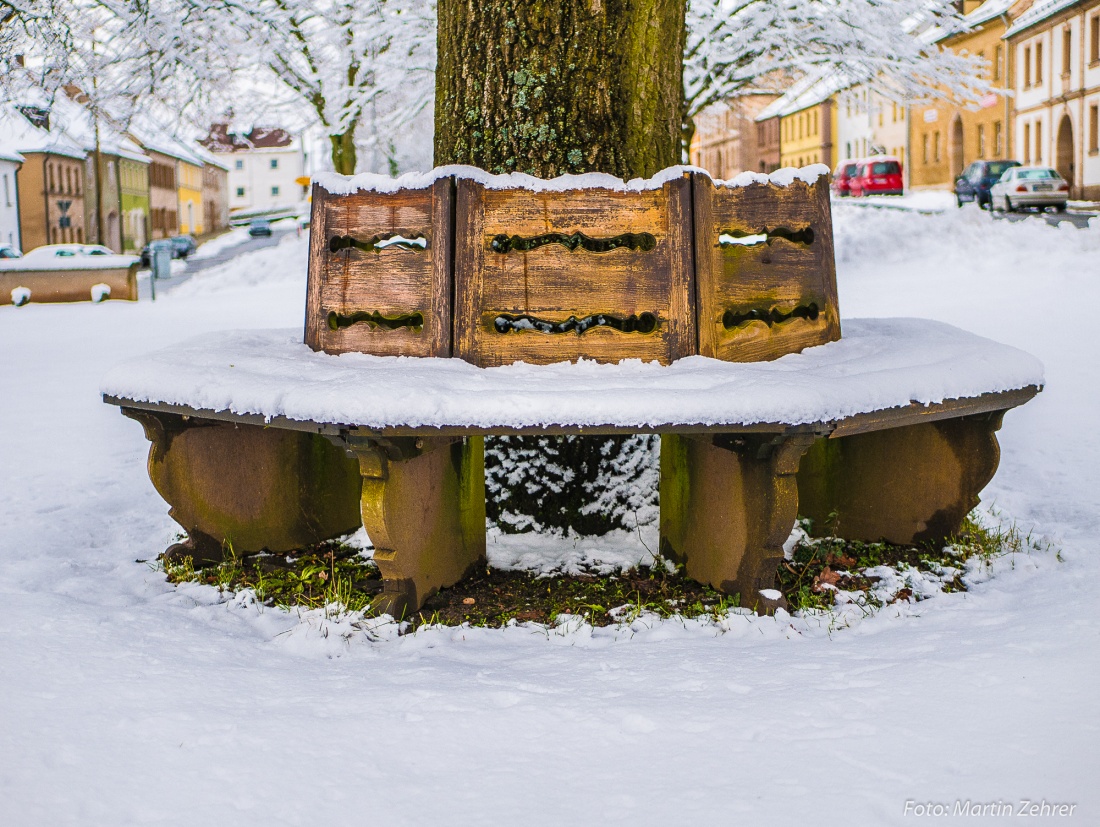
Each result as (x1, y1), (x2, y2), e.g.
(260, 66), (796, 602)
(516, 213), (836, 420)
(954, 160), (1020, 209)
(831, 161), (860, 197)
(169, 234), (197, 258)
(139, 235), (197, 266)
(248, 218), (273, 237)
(850, 157), (904, 197)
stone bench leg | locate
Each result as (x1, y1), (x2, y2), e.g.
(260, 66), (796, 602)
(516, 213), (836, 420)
(121, 409), (363, 563)
(796, 412), (1005, 544)
(346, 436), (486, 619)
(660, 432), (816, 613)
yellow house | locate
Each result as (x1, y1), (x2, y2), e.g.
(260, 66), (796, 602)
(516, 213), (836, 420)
(177, 156), (204, 236)
(909, 0), (1024, 190)
(758, 72), (842, 169)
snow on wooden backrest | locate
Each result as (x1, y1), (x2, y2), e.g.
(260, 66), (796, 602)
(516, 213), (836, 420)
(305, 165), (840, 366)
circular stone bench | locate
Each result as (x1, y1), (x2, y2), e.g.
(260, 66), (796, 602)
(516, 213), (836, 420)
(103, 317), (1042, 616)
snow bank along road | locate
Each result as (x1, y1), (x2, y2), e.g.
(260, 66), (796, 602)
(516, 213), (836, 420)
(0, 208), (1098, 825)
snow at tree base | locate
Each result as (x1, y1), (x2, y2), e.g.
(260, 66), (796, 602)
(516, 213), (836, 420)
(1, 202), (1098, 824)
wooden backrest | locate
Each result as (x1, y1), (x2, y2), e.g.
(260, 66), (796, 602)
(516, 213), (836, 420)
(452, 176), (696, 367)
(303, 168), (841, 367)
(692, 173), (841, 362)
(305, 179), (453, 356)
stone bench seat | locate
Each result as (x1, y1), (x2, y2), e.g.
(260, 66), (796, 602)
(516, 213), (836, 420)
(103, 317), (1041, 616)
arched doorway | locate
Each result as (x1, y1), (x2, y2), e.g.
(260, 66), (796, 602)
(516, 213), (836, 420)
(1056, 114), (1074, 197)
(950, 116), (964, 177)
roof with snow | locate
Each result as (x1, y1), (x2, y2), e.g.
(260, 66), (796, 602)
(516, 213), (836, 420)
(1005, 0), (1083, 37)
(755, 71), (852, 121)
(130, 123), (206, 167)
(0, 102), (87, 161)
(200, 123), (298, 154)
(925, 0), (1018, 43)
(42, 90), (150, 164)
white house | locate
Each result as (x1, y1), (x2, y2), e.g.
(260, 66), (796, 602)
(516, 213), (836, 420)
(0, 142), (23, 250)
(836, 82), (911, 184)
(1006, 0), (1100, 200)
(200, 123), (306, 214)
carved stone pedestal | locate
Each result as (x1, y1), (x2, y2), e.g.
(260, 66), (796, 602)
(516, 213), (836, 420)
(345, 435), (486, 619)
(659, 431), (817, 613)
(122, 409), (363, 561)
(797, 413), (1005, 544)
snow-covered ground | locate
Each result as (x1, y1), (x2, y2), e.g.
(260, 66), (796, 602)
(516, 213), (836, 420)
(1, 203), (1098, 824)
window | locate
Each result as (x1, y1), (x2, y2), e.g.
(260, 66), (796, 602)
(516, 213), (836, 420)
(994, 120), (1003, 156)
(3, 173), (9, 207)
(1036, 120), (1042, 163)
(235, 159), (243, 170)
(236, 187), (245, 197)
(978, 50), (986, 78)
(922, 133), (930, 164)
(934, 131), (941, 162)
(271, 185), (279, 196)
(1024, 46), (1032, 87)
(1024, 122), (1031, 162)
(1090, 104), (1099, 153)
(1036, 42), (1043, 83)
(978, 124), (986, 158)
(270, 158), (278, 169)
(1092, 15), (1100, 63)
(994, 45), (1002, 81)
(1064, 26), (1072, 75)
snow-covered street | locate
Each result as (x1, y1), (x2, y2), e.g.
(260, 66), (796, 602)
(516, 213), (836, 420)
(1, 205), (1098, 825)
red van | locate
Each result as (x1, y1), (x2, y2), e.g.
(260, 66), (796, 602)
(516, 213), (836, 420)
(850, 156), (904, 197)
(831, 161), (860, 197)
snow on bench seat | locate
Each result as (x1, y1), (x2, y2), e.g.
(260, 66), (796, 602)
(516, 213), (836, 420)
(101, 318), (1043, 433)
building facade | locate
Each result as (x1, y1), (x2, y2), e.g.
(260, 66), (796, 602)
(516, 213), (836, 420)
(689, 94), (779, 177)
(910, 0), (1018, 190)
(196, 148), (230, 235)
(119, 156), (150, 251)
(1006, 0), (1100, 200)
(201, 123), (306, 214)
(1, 104), (89, 250)
(0, 150), (22, 250)
(756, 72), (842, 170)
(177, 156), (204, 236)
(145, 150), (179, 239)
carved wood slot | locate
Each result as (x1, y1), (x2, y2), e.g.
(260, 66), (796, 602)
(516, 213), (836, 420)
(329, 232), (430, 253)
(327, 310), (425, 332)
(722, 303), (820, 331)
(489, 231), (657, 254)
(717, 227), (815, 247)
(493, 311), (659, 335)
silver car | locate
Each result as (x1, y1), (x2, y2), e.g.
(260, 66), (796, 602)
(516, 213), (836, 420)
(990, 166), (1069, 213)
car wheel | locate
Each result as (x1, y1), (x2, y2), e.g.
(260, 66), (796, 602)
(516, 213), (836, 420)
(1054, 203), (1066, 213)
(1004, 196), (1014, 213)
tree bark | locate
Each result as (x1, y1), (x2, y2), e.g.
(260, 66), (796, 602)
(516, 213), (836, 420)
(435, 0), (686, 535)
(435, 0), (686, 180)
(329, 127), (358, 176)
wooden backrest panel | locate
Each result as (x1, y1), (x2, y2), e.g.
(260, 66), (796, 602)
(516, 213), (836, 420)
(453, 176), (696, 367)
(304, 180), (453, 356)
(693, 174), (841, 362)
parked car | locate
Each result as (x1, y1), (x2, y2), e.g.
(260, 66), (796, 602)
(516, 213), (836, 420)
(169, 234), (197, 258)
(1, 243), (138, 271)
(849, 156), (904, 197)
(20, 244), (116, 261)
(831, 161), (860, 197)
(954, 160), (1020, 208)
(989, 166), (1069, 213)
(248, 218), (273, 237)
(139, 234), (198, 267)
(0, 243), (22, 259)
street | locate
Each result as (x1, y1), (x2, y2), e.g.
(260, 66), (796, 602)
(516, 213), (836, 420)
(137, 220), (300, 301)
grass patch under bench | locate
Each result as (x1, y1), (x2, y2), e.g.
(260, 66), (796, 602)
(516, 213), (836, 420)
(157, 511), (1039, 631)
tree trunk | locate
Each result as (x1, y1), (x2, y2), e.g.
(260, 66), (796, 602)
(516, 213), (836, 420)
(329, 127), (357, 176)
(435, 0), (686, 536)
(435, 0), (686, 180)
